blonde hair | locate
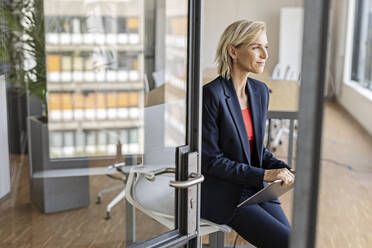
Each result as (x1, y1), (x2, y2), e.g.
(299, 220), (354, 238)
(215, 20), (266, 79)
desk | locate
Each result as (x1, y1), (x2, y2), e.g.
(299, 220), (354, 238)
(250, 74), (299, 167)
(261, 78), (299, 168)
(203, 69), (299, 167)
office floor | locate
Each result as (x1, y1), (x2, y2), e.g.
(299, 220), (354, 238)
(0, 101), (371, 248)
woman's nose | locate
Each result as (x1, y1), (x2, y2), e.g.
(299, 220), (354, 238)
(261, 48), (268, 59)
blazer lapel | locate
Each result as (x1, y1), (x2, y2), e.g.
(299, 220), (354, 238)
(247, 78), (263, 166)
(223, 78), (251, 164)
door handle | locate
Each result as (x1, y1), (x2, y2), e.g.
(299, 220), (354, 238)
(169, 172), (204, 188)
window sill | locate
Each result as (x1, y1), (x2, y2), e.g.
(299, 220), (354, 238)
(345, 80), (372, 102)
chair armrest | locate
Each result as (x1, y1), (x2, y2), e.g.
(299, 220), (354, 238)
(124, 165), (176, 229)
(124, 166), (231, 235)
(200, 219), (232, 233)
(144, 167), (176, 181)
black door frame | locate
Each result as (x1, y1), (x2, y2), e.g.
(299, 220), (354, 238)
(128, 0), (202, 247)
(290, 0), (330, 247)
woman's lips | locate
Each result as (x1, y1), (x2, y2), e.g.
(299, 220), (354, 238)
(257, 62), (265, 66)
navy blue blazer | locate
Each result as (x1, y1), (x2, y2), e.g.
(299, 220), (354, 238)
(201, 76), (291, 224)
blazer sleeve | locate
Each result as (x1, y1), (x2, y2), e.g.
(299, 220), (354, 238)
(261, 83), (291, 170)
(202, 85), (265, 187)
(262, 148), (291, 170)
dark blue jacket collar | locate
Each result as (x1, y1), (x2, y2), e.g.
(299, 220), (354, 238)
(221, 76), (262, 165)
(221, 76), (258, 98)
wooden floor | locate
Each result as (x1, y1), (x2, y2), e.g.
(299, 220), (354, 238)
(1, 101), (372, 248)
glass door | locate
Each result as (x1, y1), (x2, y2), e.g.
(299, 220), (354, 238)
(125, 0), (203, 246)
(43, 0), (202, 247)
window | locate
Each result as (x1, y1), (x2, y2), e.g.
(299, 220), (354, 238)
(351, 0), (372, 90)
(45, 0), (143, 158)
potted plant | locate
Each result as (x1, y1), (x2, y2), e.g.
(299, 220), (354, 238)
(0, 0), (47, 114)
(0, 0), (89, 213)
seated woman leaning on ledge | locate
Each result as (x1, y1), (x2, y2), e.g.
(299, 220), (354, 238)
(201, 20), (295, 248)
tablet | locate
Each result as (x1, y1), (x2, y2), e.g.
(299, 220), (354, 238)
(237, 180), (294, 208)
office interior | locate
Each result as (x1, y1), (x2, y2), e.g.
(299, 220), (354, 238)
(0, 0), (371, 247)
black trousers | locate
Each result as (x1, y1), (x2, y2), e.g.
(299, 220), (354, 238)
(227, 201), (290, 248)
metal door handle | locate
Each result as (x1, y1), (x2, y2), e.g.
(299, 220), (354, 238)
(169, 172), (204, 188)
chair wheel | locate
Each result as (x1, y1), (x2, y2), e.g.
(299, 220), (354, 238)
(272, 148), (276, 152)
(279, 140), (282, 145)
(96, 197), (102, 204)
(105, 212), (111, 220)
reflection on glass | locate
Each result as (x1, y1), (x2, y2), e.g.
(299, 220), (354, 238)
(1, 0), (190, 247)
(43, 0), (188, 242)
(163, 0), (188, 148)
(45, 0), (143, 158)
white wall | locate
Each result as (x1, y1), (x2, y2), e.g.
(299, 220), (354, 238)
(0, 75), (11, 200)
(338, 82), (372, 136)
(278, 8), (303, 77)
(328, 0), (350, 97)
(202, 0), (302, 74)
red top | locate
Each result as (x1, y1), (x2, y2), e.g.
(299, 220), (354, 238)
(241, 108), (255, 155)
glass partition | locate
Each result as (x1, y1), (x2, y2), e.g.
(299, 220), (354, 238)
(0, 0), (190, 246)
(42, 0), (189, 244)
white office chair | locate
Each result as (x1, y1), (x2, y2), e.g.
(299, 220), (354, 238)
(125, 100), (236, 247)
(95, 162), (129, 220)
(124, 165), (232, 246)
(272, 63), (300, 81)
(268, 119), (298, 153)
(95, 152), (140, 220)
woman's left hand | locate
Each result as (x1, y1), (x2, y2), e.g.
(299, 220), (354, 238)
(263, 168), (295, 186)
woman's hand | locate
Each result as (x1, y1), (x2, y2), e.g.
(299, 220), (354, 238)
(263, 168), (295, 186)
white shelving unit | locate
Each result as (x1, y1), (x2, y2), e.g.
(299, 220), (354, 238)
(45, 0), (145, 158)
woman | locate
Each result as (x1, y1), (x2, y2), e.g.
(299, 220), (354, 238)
(201, 20), (295, 248)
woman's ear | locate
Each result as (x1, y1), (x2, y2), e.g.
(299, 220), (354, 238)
(227, 45), (237, 60)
